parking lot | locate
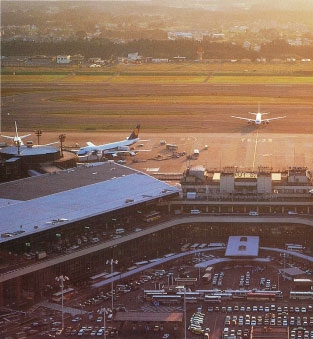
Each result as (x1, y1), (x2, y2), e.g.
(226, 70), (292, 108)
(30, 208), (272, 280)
(1, 244), (313, 339)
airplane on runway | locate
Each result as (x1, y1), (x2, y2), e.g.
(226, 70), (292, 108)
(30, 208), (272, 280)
(1, 121), (31, 146)
(231, 104), (286, 125)
(77, 124), (150, 158)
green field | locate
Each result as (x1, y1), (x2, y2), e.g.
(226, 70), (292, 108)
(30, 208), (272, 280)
(3, 73), (313, 86)
(51, 94), (313, 106)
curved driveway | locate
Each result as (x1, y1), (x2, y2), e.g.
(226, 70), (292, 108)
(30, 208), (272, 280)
(1, 215), (313, 283)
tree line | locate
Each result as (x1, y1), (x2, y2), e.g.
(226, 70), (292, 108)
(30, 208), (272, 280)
(2, 39), (313, 60)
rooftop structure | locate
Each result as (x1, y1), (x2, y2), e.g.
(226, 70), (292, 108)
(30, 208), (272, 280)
(225, 236), (259, 257)
(181, 166), (313, 199)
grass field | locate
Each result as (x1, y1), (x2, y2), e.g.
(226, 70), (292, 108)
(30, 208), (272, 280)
(52, 94), (313, 106)
(3, 73), (313, 85)
(3, 62), (313, 74)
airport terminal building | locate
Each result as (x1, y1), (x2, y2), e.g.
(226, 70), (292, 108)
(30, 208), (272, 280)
(1, 162), (313, 307)
(0, 162), (179, 306)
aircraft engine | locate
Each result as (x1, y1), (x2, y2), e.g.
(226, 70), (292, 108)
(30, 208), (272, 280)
(117, 146), (130, 151)
(265, 120), (270, 124)
(248, 120), (252, 124)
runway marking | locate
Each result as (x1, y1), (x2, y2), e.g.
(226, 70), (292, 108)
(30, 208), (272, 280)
(252, 131), (259, 170)
(213, 84), (240, 87)
(145, 168), (159, 172)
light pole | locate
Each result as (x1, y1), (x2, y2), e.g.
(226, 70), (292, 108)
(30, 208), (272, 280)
(106, 259), (118, 311)
(58, 134), (66, 157)
(102, 307), (108, 339)
(184, 287), (187, 339)
(35, 129), (42, 145)
(55, 275), (69, 329)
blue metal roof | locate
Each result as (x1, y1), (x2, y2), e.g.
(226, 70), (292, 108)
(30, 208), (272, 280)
(0, 166), (178, 243)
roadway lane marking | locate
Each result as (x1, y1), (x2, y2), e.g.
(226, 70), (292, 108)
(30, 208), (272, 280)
(252, 131), (259, 170)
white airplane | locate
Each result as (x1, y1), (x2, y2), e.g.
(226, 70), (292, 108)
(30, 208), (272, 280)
(77, 124), (150, 157)
(231, 105), (286, 125)
(1, 121), (31, 146)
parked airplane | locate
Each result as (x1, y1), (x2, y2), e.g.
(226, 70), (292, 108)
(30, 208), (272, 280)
(1, 121), (31, 146)
(231, 105), (286, 125)
(77, 124), (150, 157)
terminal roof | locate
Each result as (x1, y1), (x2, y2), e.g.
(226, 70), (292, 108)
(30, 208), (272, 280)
(0, 163), (178, 244)
(0, 145), (59, 157)
(0, 162), (136, 201)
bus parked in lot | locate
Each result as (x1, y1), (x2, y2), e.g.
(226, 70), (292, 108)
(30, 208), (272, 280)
(143, 211), (161, 223)
(181, 243), (191, 252)
(204, 295), (222, 304)
(52, 288), (75, 302)
(290, 291), (313, 300)
(89, 271), (109, 285)
(247, 292), (277, 301)
(151, 294), (182, 305)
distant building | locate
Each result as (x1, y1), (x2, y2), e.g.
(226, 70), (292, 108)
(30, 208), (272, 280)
(27, 55), (55, 65)
(56, 55), (71, 64)
(71, 54), (84, 65)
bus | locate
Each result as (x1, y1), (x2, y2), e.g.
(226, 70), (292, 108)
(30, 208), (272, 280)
(134, 261), (149, 266)
(208, 243), (225, 248)
(225, 290), (250, 299)
(176, 291), (200, 300)
(212, 293), (233, 300)
(190, 243), (199, 250)
(164, 253), (176, 258)
(127, 266), (138, 271)
(202, 273), (212, 283)
(143, 211), (161, 223)
(52, 288), (75, 302)
(285, 243), (305, 253)
(152, 294), (181, 305)
(144, 290), (166, 301)
(196, 289), (222, 296)
(204, 295), (222, 304)
(104, 272), (120, 279)
(247, 292), (277, 301)
(181, 243), (191, 252)
(89, 271), (109, 284)
(289, 291), (313, 300)
(175, 277), (197, 286)
(198, 243), (207, 249)
(184, 297), (198, 304)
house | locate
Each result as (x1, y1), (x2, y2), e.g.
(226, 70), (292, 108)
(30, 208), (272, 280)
(56, 55), (71, 64)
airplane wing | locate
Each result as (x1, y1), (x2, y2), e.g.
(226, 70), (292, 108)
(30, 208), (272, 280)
(102, 149), (151, 155)
(0, 135), (15, 139)
(43, 141), (59, 146)
(231, 116), (253, 121)
(20, 134), (32, 139)
(86, 142), (95, 147)
(264, 116), (286, 121)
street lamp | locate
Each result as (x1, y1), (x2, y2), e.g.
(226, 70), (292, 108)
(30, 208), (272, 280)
(55, 275), (69, 329)
(101, 307), (109, 339)
(106, 259), (118, 311)
(183, 287), (187, 339)
(35, 129), (42, 145)
(59, 134), (66, 157)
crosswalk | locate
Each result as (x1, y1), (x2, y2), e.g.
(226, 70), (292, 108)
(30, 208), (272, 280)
(140, 305), (183, 313)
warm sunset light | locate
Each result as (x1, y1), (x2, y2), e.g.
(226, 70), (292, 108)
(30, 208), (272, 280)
(1, 1), (313, 338)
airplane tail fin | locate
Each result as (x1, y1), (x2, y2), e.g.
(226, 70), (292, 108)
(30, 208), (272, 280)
(128, 124), (140, 140)
(15, 121), (19, 138)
